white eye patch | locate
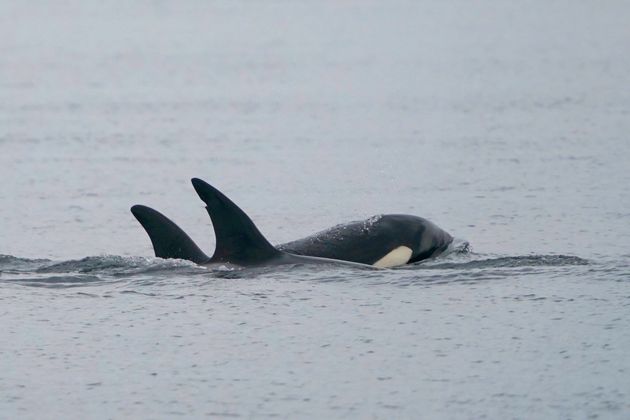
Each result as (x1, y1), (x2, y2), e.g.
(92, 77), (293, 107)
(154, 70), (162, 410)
(373, 246), (413, 268)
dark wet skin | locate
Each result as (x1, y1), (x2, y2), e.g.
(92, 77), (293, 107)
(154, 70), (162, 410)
(132, 179), (453, 269)
(278, 214), (453, 266)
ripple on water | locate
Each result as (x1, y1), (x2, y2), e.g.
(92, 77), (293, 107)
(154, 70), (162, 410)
(0, 252), (606, 290)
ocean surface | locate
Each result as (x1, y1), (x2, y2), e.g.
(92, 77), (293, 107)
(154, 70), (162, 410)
(1, 1), (630, 418)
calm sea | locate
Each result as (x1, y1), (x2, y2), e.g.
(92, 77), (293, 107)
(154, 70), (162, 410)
(1, 1), (629, 418)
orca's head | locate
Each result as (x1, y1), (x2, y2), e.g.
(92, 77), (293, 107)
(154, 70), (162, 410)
(378, 215), (453, 264)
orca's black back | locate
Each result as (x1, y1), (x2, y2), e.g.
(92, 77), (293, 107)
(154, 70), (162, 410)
(278, 218), (401, 265)
(279, 214), (452, 265)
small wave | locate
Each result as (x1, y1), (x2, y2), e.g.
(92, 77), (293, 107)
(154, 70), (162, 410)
(416, 254), (589, 270)
(0, 254), (51, 272)
(0, 252), (596, 290)
(1, 254), (206, 289)
(36, 255), (201, 274)
(374, 254), (593, 287)
(3, 274), (106, 289)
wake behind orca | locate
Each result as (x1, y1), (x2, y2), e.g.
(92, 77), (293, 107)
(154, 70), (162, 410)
(131, 178), (453, 269)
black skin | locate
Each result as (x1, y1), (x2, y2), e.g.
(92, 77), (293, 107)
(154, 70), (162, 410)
(131, 178), (453, 268)
(278, 214), (453, 265)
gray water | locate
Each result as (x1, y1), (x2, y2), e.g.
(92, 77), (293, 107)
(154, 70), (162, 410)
(1, 1), (630, 418)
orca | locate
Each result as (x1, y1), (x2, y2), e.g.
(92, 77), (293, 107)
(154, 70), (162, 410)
(131, 179), (372, 269)
(131, 178), (453, 269)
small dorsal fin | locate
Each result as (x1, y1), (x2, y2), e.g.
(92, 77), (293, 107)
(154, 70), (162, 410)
(191, 178), (281, 264)
(130, 205), (210, 264)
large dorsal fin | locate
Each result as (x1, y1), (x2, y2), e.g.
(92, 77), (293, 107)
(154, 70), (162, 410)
(191, 178), (281, 264)
(130, 205), (210, 264)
